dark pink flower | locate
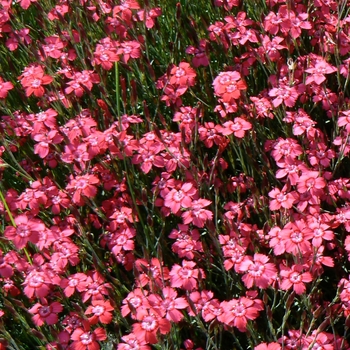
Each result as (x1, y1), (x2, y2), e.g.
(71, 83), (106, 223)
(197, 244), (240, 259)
(29, 302), (63, 326)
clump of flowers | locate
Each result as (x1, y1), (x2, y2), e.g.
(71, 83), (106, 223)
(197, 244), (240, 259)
(1, 0), (350, 349)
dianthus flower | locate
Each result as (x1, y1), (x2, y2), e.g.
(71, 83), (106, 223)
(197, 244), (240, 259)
(218, 296), (263, 332)
(29, 302), (63, 326)
(4, 214), (45, 249)
(237, 254), (277, 289)
(279, 264), (313, 295)
(169, 260), (204, 291)
(213, 71), (247, 102)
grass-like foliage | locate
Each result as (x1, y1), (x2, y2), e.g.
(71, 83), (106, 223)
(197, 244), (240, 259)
(1, 0), (350, 349)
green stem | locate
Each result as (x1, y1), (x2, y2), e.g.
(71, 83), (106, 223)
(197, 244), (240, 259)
(115, 61), (121, 118)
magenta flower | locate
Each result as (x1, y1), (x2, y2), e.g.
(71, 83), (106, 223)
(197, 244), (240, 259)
(29, 302), (63, 326)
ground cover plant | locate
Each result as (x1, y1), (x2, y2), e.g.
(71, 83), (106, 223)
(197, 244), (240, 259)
(2, 0), (350, 348)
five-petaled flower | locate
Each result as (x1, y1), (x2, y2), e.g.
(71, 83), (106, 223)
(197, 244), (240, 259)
(4, 215), (45, 250)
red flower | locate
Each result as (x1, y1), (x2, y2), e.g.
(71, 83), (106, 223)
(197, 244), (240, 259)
(218, 296), (263, 332)
(23, 270), (52, 298)
(169, 62), (196, 87)
(70, 327), (107, 350)
(65, 70), (100, 97)
(29, 302), (63, 326)
(4, 214), (45, 249)
(118, 333), (151, 350)
(134, 258), (170, 289)
(118, 41), (141, 63)
(268, 186), (298, 210)
(296, 170), (326, 195)
(41, 35), (65, 59)
(32, 130), (63, 158)
(185, 40), (209, 67)
(279, 264), (313, 295)
(81, 271), (111, 303)
(136, 7), (162, 29)
(268, 84), (300, 108)
(132, 309), (171, 344)
(66, 174), (100, 205)
(85, 299), (114, 324)
(255, 343), (281, 350)
(213, 71), (247, 102)
(19, 65), (53, 97)
(238, 254), (277, 289)
(305, 58), (337, 85)
(279, 219), (313, 255)
(164, 182), (197, 214)
(181, 198), (213, 228)
(148, 287), (188, 323)
(60, 273), (88, 297)
(0, 77), (13, 98)
(169, 260), (204, 291)
(219, 117), (252, 138)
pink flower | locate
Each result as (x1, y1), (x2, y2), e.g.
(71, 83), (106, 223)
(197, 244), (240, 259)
(132, 310), (171, 344)
(279, 220), (313, 255)
(60, 273), (88, 297)
(255, 343), (281, 350)
(181, 198), (213, 228)
(296, 170), (326, 195)
(268, 84), (300, 108)
(169, 62), (196, 87)
(219, 117), (252, 138)
(164, 183), (197, 214)
(185, 40), (209, 67)
(213, 71), (247, 102)
(29, 302), (63, 326)
(19, 65), (53, 97)
(270, 138), (303, 162)
(4, 215), (45, 249)
(134, 258), (170, 289)
(338, 110), (350, 133)
(268, 186), (298, 210)
(148, 287), (188, 323)
(305, 59), (337, 85)
(279, 264), (313, 295)
(0, 77), (14, 98)
(238, 254), (277, 289)
(65, 70), (100, 97)
(118, 41), (141, 63)
(118, 333), (151, 350)
(218, 297), (263, 332)
(85, 299), (114, 324)
(121, 288), (149, 320)
(23, 270), (52, 298)
(169, 260), (204, 291)
(70, 326), (107, 350)
(66, 174), (100, 205)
